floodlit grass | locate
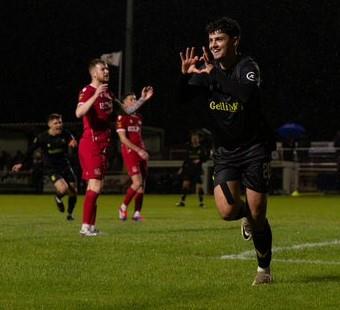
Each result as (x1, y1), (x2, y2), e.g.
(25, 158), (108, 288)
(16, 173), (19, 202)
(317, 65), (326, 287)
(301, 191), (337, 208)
(1, 194), (340, 309)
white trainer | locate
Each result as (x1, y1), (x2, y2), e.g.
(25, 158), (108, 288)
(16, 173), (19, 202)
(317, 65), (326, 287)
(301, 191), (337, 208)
(252, 270), (273, 286)
(79, 228), (98, 237)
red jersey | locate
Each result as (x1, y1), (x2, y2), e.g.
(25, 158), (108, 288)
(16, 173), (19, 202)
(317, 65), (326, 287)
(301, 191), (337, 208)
(78, 84), (114, 140)
(116, 113), (145, 150)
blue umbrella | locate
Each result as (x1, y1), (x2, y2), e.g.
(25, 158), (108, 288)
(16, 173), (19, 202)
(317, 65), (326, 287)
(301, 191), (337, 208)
(277, 123), (306, 140)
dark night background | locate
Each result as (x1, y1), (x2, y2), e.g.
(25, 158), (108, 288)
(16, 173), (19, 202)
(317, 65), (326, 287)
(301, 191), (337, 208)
(1, 0), (339, 144)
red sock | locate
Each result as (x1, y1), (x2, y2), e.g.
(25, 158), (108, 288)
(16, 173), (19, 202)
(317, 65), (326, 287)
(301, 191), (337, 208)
(90, 204), (97, 225)
(83, 190), (99, 224)
(123, 187), (137, 206)
(134, 192), (144, 212)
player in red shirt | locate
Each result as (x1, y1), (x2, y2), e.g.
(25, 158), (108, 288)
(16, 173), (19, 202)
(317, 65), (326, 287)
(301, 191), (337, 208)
(76, 58), (114, 236)
(116, 86), (154, 221)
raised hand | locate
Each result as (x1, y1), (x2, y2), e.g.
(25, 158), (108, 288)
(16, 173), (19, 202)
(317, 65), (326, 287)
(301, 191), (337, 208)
(12, 163), (23, 173)
(179, 47), (214, 75)
(199, 46), (214, 74)
(179, 47), (201, 74)
(95, 83), (108, 97)
(68, 139), (78, 148)
(141, 86), (154, 101)
(137, 149), (149, 161)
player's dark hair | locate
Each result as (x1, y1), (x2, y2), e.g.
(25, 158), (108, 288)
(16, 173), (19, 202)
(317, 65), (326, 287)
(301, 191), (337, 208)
(190, 130), (200, 137)
(120, 92), (136, 104)
(47, 113), (62, 122)
(189, 129), (203, 141)
(206, 17), (241, 37)
(88, 58), (107, 72)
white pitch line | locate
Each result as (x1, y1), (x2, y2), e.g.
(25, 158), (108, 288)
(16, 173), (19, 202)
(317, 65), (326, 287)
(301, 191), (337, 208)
(221, 240), (340, 265)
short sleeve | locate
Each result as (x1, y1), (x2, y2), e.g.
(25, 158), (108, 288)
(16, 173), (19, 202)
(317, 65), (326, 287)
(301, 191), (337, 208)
(116, 115), (126, 131)
(239, 58), (261, 87)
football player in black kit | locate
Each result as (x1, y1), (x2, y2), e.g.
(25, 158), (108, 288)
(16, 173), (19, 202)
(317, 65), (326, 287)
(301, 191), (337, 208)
(178, 17), (275, 285)
(176, 131), (209, 208)
(12, 113), (78, 221)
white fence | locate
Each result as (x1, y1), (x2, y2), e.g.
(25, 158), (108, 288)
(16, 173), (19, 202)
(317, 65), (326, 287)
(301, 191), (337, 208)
(1, 142), (339, 194)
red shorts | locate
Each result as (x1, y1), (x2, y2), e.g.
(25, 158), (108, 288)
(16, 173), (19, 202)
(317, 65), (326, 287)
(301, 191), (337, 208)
(122, 148), (147, 177)
(79, 137), (109, 180)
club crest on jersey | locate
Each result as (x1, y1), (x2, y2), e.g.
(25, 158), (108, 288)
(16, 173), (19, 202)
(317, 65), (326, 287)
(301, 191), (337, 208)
(246, 72), (256, 81)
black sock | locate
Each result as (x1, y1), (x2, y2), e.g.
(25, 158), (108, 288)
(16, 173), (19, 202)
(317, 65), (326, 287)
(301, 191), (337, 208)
(55, 192), (65, 212)
(252, 219), (272, 269)
(67, 196), (77, 215)
(198, 188), (204, 203)
(181, 188), (188, 202)
(56, 192), (65, 201)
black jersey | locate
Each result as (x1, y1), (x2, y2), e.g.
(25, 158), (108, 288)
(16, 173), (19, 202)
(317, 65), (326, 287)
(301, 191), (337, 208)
(22, 130), (75, 169)
(182, 144), (209, 171)
(179, 56), (273, 150)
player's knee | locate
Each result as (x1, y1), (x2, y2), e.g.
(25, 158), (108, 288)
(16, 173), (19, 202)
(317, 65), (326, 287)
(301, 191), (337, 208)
(131, 180), (142, 190)
(87, 180), (102, 193)
(56, 184), (68, 195)
(216, 201), (235, 221)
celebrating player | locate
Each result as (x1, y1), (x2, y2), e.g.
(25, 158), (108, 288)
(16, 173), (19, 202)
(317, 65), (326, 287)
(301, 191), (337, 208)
(178, 17), (275, 285)
(116, 86), (154, 221)
(12, 113), (78, 221)
(76, 58), (115, 236)
(76, 58), (148, 236)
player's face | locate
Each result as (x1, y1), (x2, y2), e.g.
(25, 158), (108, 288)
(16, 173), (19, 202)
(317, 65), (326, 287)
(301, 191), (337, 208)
(191, 134), (200, 146)
(93, 63), (110, 83)
(208, 31), (238, 60)
(123, 94), (137, 108)
(48, 118), (63, 134)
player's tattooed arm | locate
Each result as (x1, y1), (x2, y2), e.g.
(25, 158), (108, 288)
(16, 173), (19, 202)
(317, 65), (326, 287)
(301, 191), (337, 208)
(121, 86), (154, 114)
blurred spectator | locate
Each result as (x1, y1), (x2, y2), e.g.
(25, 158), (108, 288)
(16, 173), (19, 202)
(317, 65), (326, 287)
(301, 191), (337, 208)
(280, 134), (310, 162)
(0, 150), (11, 171)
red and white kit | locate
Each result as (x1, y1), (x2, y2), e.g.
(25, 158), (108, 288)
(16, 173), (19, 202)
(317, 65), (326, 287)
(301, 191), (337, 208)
(116, 113), (147, 177)
(78, 85), (114, 180)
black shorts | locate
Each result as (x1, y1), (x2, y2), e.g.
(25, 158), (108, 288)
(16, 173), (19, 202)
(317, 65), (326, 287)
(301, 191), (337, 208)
(181, 164), (203, 184)
(46, 165), (77, 185)
(213, 143), (271, 193)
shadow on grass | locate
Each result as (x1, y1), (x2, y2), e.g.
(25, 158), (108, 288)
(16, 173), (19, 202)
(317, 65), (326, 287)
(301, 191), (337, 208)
(283, 273), (340, 284)
(144, 226), (235, 234)
(298, 274), (340, 283)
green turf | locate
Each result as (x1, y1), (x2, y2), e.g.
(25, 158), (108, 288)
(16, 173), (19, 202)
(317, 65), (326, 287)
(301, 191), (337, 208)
(1, 194), (340, 309)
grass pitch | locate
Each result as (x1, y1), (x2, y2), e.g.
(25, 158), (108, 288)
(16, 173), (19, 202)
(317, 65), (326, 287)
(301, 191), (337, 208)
(1, 194), (340, 309)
